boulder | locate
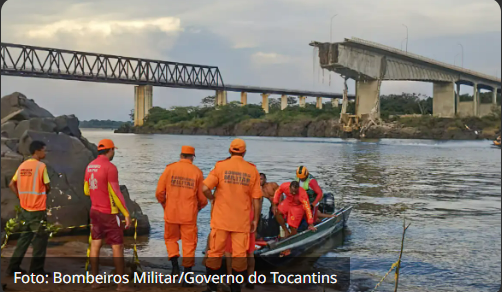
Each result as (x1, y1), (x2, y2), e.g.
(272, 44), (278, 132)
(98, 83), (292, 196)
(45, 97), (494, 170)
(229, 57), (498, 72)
(1, 155), (23, 189)
(55, 115), (81, 138)
(1, 92), (54, 121)
(79, 136), (98, 158)
(12, 118), (58, 139)
(1, 121), (16, 138)
(120, 185), (150, 236)
(45, 167), (91, 231)
(1, 188), (19, 224)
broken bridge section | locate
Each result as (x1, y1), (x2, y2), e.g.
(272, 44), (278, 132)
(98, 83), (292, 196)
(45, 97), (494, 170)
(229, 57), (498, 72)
(311, 37), (501, 118)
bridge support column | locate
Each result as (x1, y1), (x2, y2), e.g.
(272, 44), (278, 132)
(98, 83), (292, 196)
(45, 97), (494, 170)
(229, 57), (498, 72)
(316, 97), (323, 109)
(281, 95), (288, 110)
(299, 96), (306, 108)
(492, 89), (497, 105)
(240, 92), (247, 106)
(332, 98), (339, 108)
(215, 90), (227, 106)
(473, 83), (478, 117)
(355, 80), (380, 118)
(134, 85), (153, 126)
(455, 83), (460, 115)
(433, 82), (455, 117)
(261, 93), (269, 113)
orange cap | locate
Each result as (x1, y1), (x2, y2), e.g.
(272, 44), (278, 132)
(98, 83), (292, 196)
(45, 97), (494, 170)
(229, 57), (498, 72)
(97, 139), (117, 151)
(181, 145), (195, 155)
(229, 138), (246, 154)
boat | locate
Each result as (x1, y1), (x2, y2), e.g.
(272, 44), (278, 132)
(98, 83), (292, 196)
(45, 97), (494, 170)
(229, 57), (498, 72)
(254, 203), (352, 268)
(493, 139), (501, 147)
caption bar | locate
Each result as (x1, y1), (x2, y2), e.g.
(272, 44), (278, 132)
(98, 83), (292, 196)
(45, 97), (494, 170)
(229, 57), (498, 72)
(14, 271), (339, 285)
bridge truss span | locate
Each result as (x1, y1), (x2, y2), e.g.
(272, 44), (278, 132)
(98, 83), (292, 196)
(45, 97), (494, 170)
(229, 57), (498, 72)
(0, 42), (225, 89)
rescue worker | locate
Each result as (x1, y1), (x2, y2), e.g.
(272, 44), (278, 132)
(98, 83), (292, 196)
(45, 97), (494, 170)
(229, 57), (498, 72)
(259, 173), (280, 203)
(295, 166), (323, 221)
(84, 139), (133, 291)
(272, 181), (316, 238)
(202, 138), (262, 292)
(7, 141), (51, 276)
(224, 204), (256, 290)
(155, 145), (208, 287)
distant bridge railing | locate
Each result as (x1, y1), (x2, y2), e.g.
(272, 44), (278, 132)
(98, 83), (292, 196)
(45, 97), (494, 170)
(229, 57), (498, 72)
(0, 42), (225, 90)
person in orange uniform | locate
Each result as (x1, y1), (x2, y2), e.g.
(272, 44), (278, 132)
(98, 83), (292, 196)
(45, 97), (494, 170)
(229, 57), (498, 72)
(7, 141), (51, 276)
(224, 205), (256, 289)
(83, 139), (133, 291)
(272, 181), (316, 238)
(155, 145), (208, 286)
(202, 138), (262, 292)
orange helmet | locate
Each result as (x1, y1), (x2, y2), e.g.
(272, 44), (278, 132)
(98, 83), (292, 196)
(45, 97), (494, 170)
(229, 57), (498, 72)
(296, 166), (309, 180)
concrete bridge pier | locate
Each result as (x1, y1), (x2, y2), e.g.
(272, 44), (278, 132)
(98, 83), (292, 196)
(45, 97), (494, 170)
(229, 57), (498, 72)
(215, 90), (227, 106)
(281, 95), (288, 110)
(432, 82), (455, 117)
(316, 97), (323, 109)
(473, 83), (478, 117)
(332, 98), (339, 108)
(493, 89), (497, 104)
(299, 96), (306, 108)
(355, 80), (380, 118)
(261, 93), (270, 113)
(134, 85), (153, 126)
(240, 92), (247, 106)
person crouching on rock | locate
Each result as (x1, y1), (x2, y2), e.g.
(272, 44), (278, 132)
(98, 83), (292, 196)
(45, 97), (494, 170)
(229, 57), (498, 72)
(7, 141), (51, 277)
(155, 145), (208, 287)
(84, 139), (133, 291)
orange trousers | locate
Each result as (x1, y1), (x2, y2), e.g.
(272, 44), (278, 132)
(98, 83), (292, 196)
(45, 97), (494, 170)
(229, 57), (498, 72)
(206, 229), (249, 272)
(164, 223), (198, 268)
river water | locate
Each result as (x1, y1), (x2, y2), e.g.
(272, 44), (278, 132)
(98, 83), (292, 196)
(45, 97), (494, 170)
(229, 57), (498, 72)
(81, 129), (501, 292)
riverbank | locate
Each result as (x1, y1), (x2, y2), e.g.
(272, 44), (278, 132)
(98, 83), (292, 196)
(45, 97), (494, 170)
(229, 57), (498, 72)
(116, 115), (500, 140)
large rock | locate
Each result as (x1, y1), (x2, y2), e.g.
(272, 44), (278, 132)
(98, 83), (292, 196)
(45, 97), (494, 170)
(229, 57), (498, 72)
(55, 115), (81, 138)
(1, 92), (54, 121)
(1, 188), (19, 223)
(120, 186), (150, 236)
(1, 121), (16, 138)
(12, 118), (57, 138)
(45, 166), (91, 231)
(1, 155), (23, 189)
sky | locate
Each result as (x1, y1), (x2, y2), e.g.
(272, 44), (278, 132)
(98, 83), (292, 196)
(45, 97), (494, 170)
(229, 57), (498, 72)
(1, 0), (501, 121)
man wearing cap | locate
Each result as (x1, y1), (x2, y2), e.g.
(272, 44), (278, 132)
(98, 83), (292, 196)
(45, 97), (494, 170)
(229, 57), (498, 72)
(202, 138), (262, 292)
(84, 139), (133, 291)
(155, 145), (207, 286)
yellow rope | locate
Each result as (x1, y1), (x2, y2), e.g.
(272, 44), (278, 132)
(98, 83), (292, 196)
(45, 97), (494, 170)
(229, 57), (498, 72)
(370, 260), (400, 292)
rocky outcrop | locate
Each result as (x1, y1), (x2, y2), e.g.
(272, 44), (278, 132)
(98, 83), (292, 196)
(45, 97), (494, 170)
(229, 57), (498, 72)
(1, 92), (150, 236)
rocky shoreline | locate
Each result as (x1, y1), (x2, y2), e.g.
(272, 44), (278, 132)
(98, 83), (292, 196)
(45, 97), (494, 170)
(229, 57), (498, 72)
(1, 92), (150, 236)
(116, 118), (498, 141)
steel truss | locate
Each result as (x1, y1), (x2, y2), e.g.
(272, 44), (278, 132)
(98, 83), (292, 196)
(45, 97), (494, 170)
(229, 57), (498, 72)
(1, 43), (224, 89)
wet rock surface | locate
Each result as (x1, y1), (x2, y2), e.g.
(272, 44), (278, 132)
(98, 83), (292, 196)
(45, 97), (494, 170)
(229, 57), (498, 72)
(0, 92), (150, 236)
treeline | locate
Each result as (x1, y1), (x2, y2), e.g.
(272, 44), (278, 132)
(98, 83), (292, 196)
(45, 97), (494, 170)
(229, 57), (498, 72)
(140, 93), (456, 130)
(80, 119), (131, 129)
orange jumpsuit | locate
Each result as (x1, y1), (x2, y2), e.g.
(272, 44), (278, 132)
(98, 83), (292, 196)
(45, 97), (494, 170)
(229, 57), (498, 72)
(204, 156), (262, 272)
(155, 159), (208, 268)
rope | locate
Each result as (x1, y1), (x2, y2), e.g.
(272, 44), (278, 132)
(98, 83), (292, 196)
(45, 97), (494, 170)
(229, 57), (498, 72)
(2, 218), (142, 273)
(370, 260), (399, 292)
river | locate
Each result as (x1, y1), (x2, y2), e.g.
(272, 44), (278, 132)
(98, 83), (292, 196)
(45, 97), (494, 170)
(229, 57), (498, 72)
(81, 129), (501, 292)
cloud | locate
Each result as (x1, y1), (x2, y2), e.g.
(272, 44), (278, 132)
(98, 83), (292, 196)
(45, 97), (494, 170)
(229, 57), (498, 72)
(251, 52), (292, 65)
(26, 17), (182, 39)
